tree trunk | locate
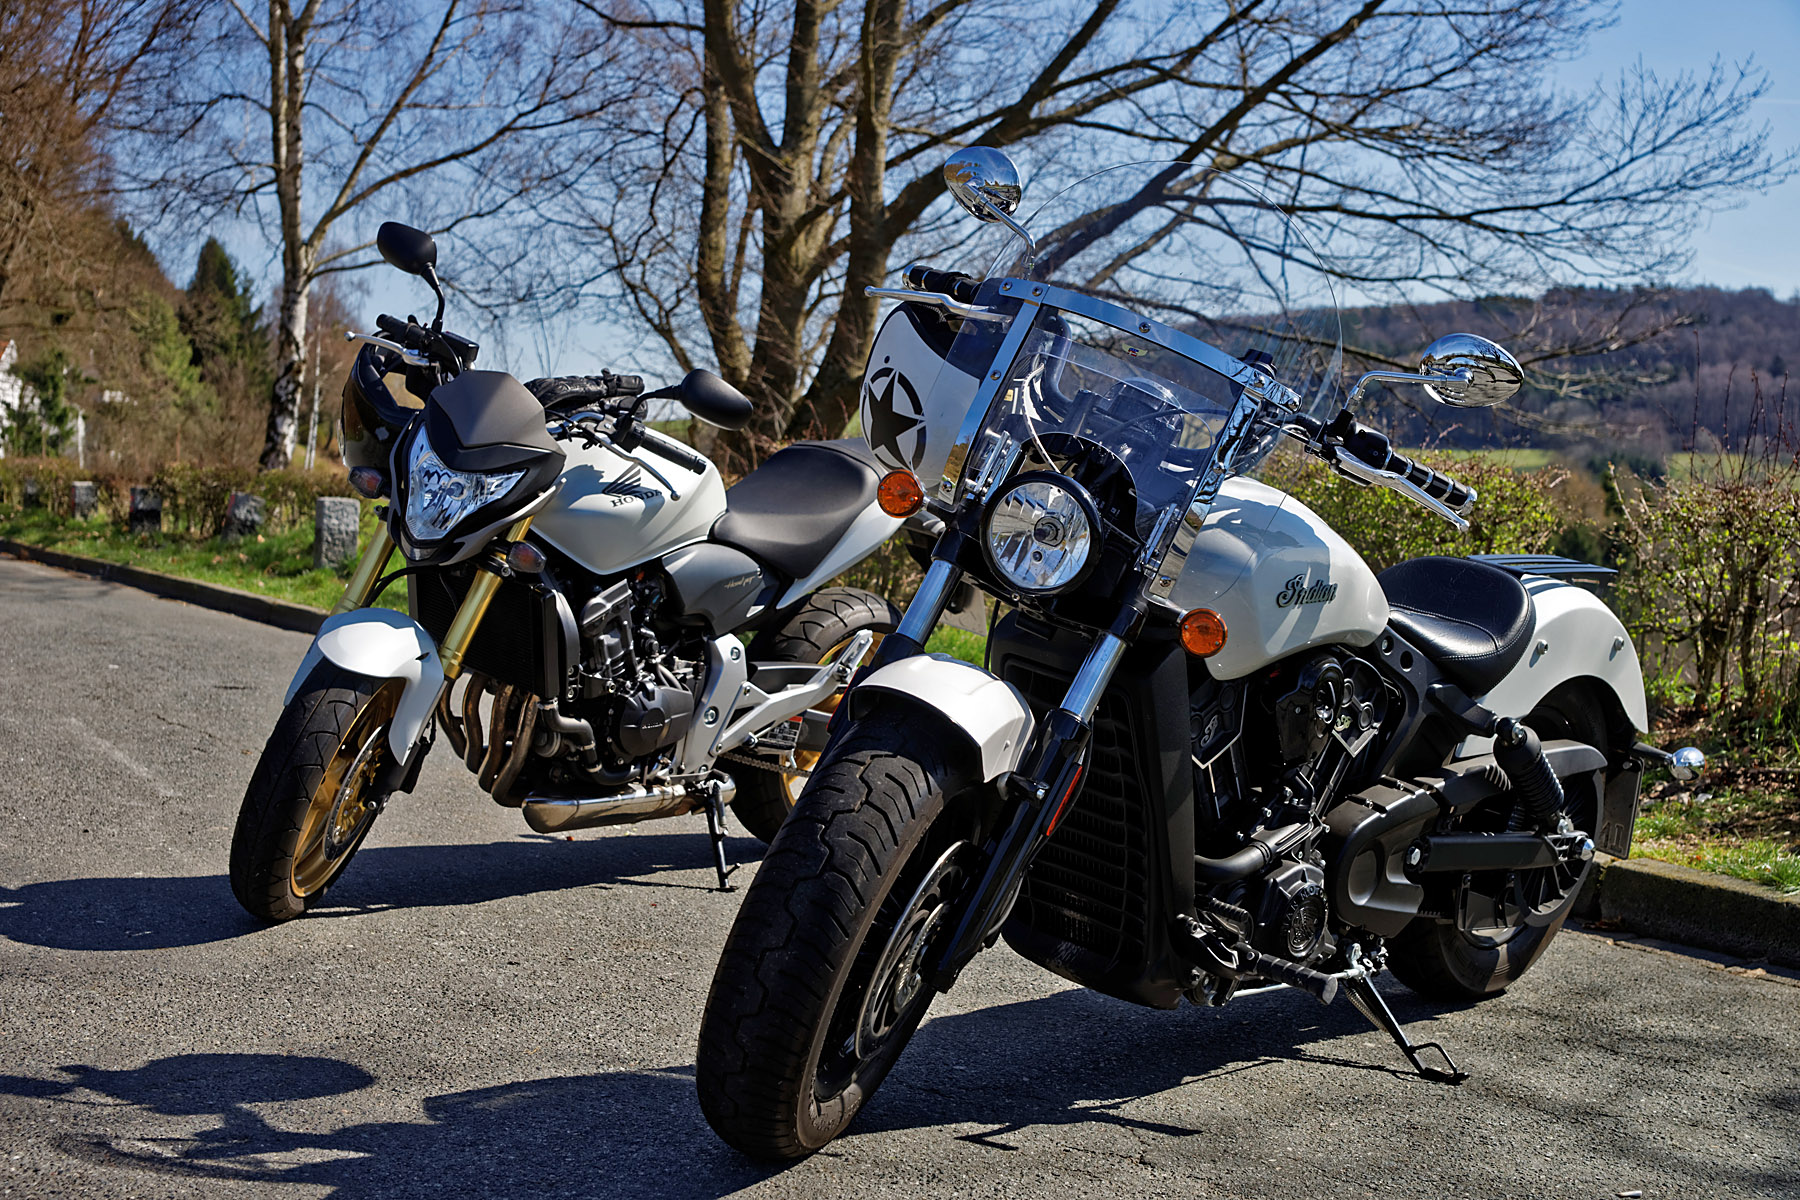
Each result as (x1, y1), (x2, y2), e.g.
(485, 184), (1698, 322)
(260, 0), (309, 471)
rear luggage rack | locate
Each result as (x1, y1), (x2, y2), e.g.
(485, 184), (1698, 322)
(1465, 554), (1615, 586)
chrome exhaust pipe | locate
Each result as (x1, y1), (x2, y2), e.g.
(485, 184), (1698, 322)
(520, 774), (737, 834)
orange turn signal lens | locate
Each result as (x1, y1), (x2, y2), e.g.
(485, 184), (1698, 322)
(1179, 608), (1227, 657)
(877, 470), (925, 517)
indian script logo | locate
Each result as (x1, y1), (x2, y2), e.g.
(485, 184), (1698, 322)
(1276, 573), (1338, 608)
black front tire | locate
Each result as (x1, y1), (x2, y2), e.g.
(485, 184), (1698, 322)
(230, 665), (401, 922)
(697, 711), (972, 1160)
(731, 587), (902, 844)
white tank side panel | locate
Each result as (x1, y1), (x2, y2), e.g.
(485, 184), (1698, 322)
(1456, 576), (1649, 757)
(1170, 481), (1388, 680)
(777, 505), (904, 609)
(860, 304), (980, 484)
(532, 433), (727, 576)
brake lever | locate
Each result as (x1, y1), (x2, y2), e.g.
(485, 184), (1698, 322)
(346, 331), (431, 369)
(1326, 446), (1472, 531)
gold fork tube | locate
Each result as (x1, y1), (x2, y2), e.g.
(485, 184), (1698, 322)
(437, 515), (534, 680)
(331, 521), (397, 615)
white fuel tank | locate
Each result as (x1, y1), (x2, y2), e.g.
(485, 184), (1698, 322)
(1167, 476), (1389, 680)
(532, 430), (727, 576)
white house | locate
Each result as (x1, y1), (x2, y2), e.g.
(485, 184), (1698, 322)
(0, 339), (31, 459)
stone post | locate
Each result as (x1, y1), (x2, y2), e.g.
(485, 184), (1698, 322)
(314, 496), (361, 569)
(128, 487), (162, 535)
(70, 481), (98, 519)
(221, 491), (266, 543)
(22, 477), (40, 507)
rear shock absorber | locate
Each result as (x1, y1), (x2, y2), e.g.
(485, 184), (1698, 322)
(1492, 716), (1565, 831)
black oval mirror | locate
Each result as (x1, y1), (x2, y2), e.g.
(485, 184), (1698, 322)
(377, 222), (438, 277)
(679, 370), (753, 430)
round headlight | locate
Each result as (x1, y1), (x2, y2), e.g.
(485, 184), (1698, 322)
(984, 474), (1097, 594)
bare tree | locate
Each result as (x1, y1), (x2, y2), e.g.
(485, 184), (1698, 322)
(119, 0), (630, 468)
(0, 0), (192, 313)
(564, 0), (1788, 469)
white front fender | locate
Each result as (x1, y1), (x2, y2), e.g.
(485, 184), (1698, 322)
(286, 608), (445, 760)
(849, 653), (1034, 781)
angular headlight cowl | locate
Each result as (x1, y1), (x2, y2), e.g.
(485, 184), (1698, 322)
(404, 430), (525, 542)
(984, 473), (1097, 594)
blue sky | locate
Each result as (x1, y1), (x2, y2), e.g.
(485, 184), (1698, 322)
(1567, 0), (1800, 295)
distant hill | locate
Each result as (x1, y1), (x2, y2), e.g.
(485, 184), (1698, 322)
(1338, 286), (1800, 461)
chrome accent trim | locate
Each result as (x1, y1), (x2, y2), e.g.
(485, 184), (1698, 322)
(895, 559), (963, 646)
(939, 292), (1043, 502)
(1063, 632), (1127, 724)
(520, 777), (735, 833)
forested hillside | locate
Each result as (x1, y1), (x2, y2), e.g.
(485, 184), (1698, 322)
(1342, 286), (1800, 462)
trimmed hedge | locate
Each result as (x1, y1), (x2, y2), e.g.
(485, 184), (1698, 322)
(0, 458), (353, 536)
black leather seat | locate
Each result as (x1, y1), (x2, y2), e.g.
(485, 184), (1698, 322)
(711, 439), (881, 581)
(1377, 556), (1536, 696)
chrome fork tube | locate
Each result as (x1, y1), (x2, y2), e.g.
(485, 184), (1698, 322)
(1061, 633), (1126, 723)
(894, 558), (963, 647)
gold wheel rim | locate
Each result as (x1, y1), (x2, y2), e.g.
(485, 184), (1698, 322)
(291, 682), (402, 897)
(780, 633), (884, 806)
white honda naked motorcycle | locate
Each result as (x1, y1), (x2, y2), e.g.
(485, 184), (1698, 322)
(695, 150), (1704, 1158)
(230, 222), (909, 921)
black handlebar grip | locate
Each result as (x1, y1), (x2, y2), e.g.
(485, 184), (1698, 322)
(903, 263), (979, 303)
(607, 374), (645, 397)
(640, 435), (708, 475)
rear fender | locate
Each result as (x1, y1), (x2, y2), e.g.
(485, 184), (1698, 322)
(286, 608), (445, 761)
(847, 653), (1034, 781)
(1457, 577), (1649, 758)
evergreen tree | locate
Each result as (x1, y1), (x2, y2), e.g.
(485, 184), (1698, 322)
(180, 237), (268, 399)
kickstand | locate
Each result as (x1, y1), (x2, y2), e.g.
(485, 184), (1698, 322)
(702, 784), (736, 892)
(1342, 972), (1468, 1084)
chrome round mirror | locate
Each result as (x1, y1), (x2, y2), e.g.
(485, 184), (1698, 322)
(943, 147), (1023, 222)
(1418, 333), (1523, 408)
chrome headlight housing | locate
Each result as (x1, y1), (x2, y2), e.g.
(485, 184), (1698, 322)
(404, 429), (525, 542)
(983, 473), (1098, 594)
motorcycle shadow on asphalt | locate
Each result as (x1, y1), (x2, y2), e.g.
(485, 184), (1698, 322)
(0, 988), (1461, 1199)
(0, 827), (767, 952)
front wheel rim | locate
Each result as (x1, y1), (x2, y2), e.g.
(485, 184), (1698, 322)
(291, 682), (401, 896)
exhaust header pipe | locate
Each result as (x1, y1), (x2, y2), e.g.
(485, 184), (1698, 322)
(520, 775), (737, 834)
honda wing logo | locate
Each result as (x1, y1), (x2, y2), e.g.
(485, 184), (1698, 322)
(600, 465), (661, 503)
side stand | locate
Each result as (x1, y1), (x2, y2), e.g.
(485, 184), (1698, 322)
(702, 783), (736, 892)
(1341, 972), (1467, 1084)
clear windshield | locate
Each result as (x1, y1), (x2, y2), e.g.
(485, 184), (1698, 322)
(934, 162), (1342, 546)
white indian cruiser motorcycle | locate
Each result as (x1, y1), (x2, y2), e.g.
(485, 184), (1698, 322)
(696, 150), (1706, 1158)
(230, 222), (911, 922)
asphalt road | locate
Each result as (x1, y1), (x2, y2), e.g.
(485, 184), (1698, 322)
(1, 555), (1797, 1200)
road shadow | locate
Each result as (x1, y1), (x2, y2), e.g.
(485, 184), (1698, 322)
(0, 989), (1420, 1200)
(0, 828), (766, 952)
(5, 984), (1791, 1199)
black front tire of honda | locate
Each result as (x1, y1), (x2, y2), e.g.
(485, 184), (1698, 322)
(230, 664), (400, 923)
(696, 710), (973, 1160)
(732, 587), (903, 844)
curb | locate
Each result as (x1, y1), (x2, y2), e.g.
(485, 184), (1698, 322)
(0, 538), (327, 635)
(1594, 855), (1800, 968)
